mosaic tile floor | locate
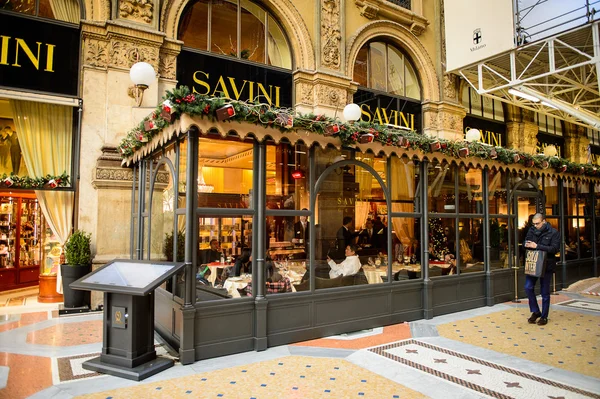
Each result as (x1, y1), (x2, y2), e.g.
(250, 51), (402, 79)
(437, 307), (600, 379)
(0, 285), (598, 399)
(79, 356), (427, 399)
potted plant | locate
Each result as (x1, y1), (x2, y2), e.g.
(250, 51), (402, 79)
(61, 230), (92, 308)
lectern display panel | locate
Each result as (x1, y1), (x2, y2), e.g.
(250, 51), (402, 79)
(70, 260), (186, 296)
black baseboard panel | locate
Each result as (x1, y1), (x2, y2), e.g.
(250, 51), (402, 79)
(433, 297), (487, 317)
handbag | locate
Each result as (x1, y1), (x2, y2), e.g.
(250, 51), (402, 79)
(524, 249), (547, 277)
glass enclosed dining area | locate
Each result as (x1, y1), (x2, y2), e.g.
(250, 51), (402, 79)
(130, 124), (599, 364)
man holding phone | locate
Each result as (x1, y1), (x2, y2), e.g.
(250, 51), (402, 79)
(523, 213), (560, 326)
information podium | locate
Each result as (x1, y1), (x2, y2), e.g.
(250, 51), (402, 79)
(70, 259), (186, 381)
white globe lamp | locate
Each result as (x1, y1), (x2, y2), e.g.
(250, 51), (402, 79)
(543, 145), (557, 157)
(129, 62), (155, 106)
(465, 128), (481, 142)
(343, 103), (362, 122)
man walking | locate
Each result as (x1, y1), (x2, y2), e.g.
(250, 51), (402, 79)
(523, 213), (560, 325)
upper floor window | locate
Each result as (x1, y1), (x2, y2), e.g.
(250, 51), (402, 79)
(353, 41), (421, 100)
(461, 87), (504, 122)
(1, 0), (81, 23)
(535, 112), (562, 136)
(178, 0), (292, 69)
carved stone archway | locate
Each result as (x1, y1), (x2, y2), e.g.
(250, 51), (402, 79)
(346, 20), (439, 103)
(83, 0), (111, 21)
(160, 0), (315, 71)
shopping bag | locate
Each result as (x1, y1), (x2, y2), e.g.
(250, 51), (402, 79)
(524, 249), (547, 277)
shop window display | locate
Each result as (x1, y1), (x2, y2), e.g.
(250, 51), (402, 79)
(1, 0), (81, 23)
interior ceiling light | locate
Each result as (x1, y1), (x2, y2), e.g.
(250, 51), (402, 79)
(542, 101), (558, 109)
(508, 88), (540, 102)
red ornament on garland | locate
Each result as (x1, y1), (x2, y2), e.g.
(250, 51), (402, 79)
(4, 177), (13, 187)
(203, 104), (211, 114)
(579, 166), (586, 175)
(556, 164), (567, 173)
(46, 179), (58, 189)
(216, 104), (236, 121)
(513, 154), (521, 163)
(489, 148), (498, 159)
(359, 133), (374, 144)
(458, 147), (469, 158)
(430, 141), (441, 152)
(524, 159), (534, 168)
(324, 124), (340, 136)
(541, 160), (549, 169)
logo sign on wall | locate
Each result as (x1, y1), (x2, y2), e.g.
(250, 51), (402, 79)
(177, 50), (293, 108)
(444, 0), (515, 72)
(353, 89), (422, 133)
(463, 116), (505, 146)
(0, 13), (80, 96)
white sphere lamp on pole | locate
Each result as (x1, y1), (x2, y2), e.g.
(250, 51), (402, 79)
(543, 144), (558, 157)
(343, 103), (362, 122)
(129, 62), (155, 107)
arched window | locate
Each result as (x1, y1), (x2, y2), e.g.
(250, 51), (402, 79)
(178, 0), (292, 69)
(353, 42), (421, 100)
(1, 0), (81, 23)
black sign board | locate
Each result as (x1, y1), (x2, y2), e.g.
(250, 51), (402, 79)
(0, 12), (80, 96)
(177, 50), (293, 108)
(463, 115), (505, 147)
(589, 144), (600, 165)
(353, 89), (422, 132)
(536, 132), (565, 158)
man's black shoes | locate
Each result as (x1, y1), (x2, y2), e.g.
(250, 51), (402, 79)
(528, 312), (542, 324)
(537, 318), (548, 326)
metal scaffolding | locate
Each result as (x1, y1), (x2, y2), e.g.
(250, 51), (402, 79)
(454, 1), (600, 130)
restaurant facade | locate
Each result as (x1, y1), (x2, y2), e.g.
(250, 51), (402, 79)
(1, 0), (599, 365)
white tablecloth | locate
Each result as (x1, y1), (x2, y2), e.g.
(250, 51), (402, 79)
(223, 276), (251, 298)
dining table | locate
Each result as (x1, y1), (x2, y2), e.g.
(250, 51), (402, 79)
(203, 262), (235, 286)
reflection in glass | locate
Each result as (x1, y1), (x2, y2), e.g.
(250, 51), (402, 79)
(544, 176), (559, 216)
(390, 217), (421, 281)
(267, 15), (292, 68)
(211, 0), (238, 57)
(390, 156), (419, 213)
(387, 46), (404, 96)
(458, 166), (482, 214)
(457, 218), (484, 273)
(82, 262), (176, 288)
(428, 162), (456, 213)
(178, 0), (209, 50)
(489, 218), (509, 270)
(428, 218), (456, 276)
(353, 46), (368, 87)
(488, 169), (507, 214)
(266, 143), (309, 210)
(241, 0), (265, 62)
(369, 42), (386, 91)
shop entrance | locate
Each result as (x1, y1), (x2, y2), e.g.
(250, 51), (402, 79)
(507, 179), (544, 296)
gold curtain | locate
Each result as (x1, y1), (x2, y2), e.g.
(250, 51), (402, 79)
(10, 100), (74, 293)
(390, 157), (415, 243)
(49, 0), (80, 23)
(356, 159), (374, 200)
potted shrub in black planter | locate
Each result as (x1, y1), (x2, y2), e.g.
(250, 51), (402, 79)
(61, 230), (92, 309)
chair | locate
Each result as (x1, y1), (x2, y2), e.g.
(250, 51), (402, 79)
(294, 280), (309, 291)
(315, 276), (343, 289)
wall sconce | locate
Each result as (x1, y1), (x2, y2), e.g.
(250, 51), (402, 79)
(129, 62), (155, 107)
(465, 128), (481, 142)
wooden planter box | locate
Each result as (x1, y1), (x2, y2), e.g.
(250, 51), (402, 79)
(38, 274), (63, 303)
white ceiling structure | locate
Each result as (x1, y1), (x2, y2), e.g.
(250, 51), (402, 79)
(455, 0), (600, 131)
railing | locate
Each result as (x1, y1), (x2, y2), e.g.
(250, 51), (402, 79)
(385, 0), (411, 10)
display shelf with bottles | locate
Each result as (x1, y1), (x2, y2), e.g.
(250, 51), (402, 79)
(198, 217), (251, 257)
(0, 193), (51, 291)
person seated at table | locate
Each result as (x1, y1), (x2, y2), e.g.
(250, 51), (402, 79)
(233, 247), (252, 276)
(443, 253), (457, 275)
(327, 244), (361, 279)
(244, 269), (292, 296)
(196, 265), (212, 286)
(199, 239), (223, 264)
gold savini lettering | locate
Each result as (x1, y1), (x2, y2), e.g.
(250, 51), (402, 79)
(191, 70), (281, 106)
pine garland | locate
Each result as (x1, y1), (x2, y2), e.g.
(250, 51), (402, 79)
(0, 172), (70, 189)
(118, 86), (600, 178)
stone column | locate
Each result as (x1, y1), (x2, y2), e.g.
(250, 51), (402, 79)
(564, 123), (591, 164)
(293, 70), (357, 118)
(422, 101), (466, 140)
(504, 105), (538, 154)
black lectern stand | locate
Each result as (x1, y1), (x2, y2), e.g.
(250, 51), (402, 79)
(70, 259), (185, 381)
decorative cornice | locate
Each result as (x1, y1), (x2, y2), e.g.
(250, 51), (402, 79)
(92, 166), (170, 189)
(353, 0), (428, 35)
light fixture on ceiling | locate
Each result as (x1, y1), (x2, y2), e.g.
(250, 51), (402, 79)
(508, 88), (540, 102)
(465, 128), (481, 142)
(129, 61), (155, 107)
(542, 101), (558, 109)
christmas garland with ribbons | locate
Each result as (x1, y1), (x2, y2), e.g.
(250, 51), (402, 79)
(0, 172), (70, 189)
(118, 86), (599, 177)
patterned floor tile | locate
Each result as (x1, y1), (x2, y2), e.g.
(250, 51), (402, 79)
(369, 340), (600, 399)
(77, 356), (427, 399)
(54, 353), (102, 384)
(0, 352), (53, 399)
(26, 320), (102, 346)
(0, 312), (48, 333)
(556, 300), (600, 312)
(437, 308), (600, 378)
(293, 324), (412, 350)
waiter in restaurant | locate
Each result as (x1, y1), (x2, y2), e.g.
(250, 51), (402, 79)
(199, 239), (224, 264)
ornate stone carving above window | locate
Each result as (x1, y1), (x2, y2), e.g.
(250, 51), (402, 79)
(353, 0), (428, 35)
(112, 0), (160, 29)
